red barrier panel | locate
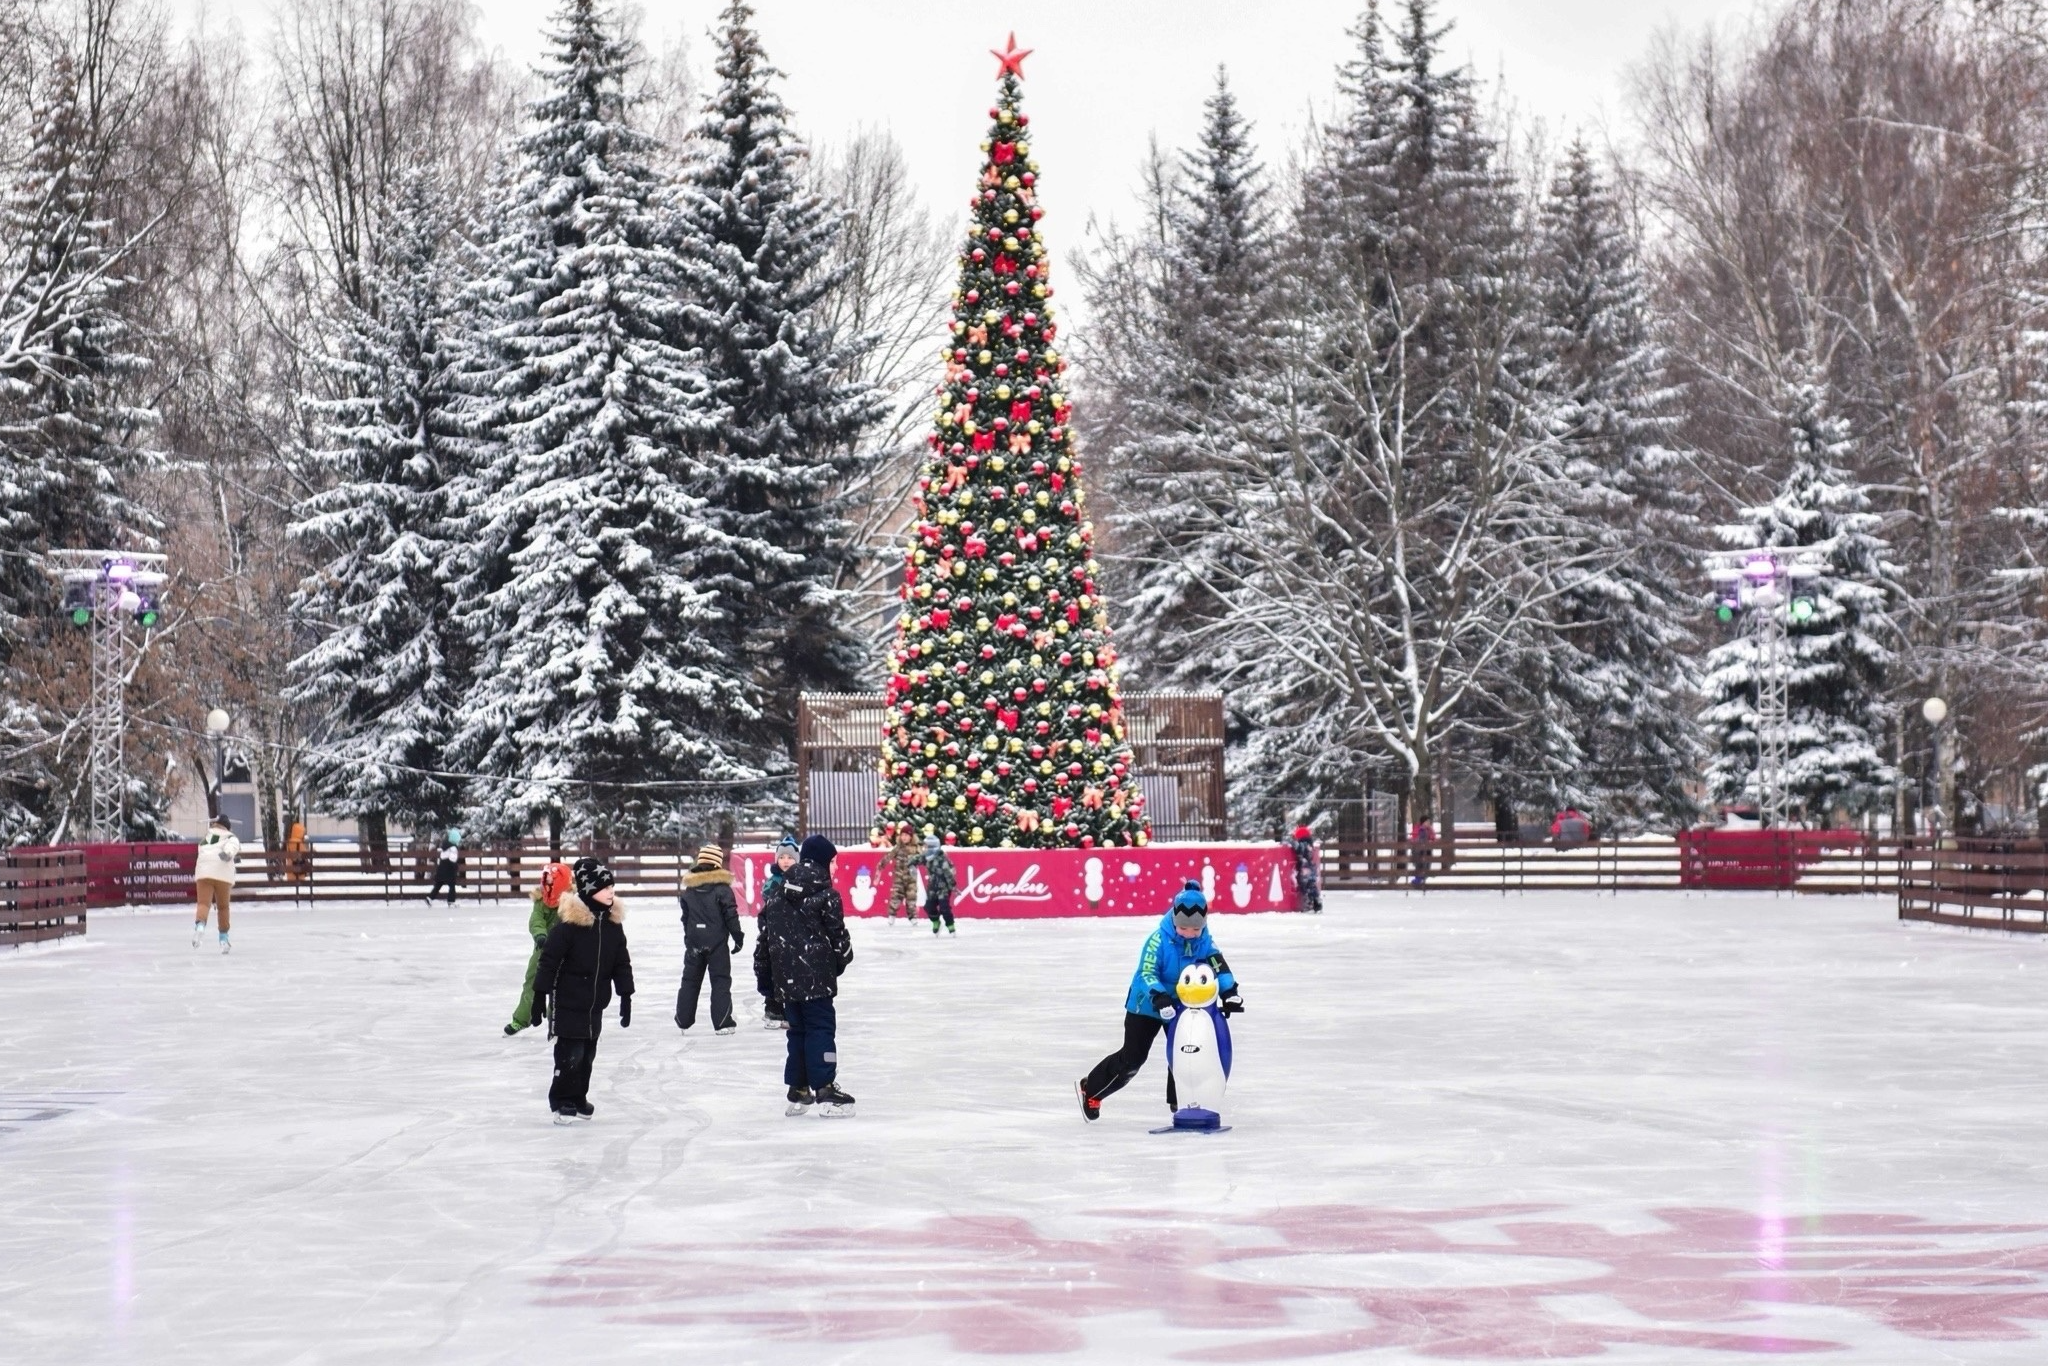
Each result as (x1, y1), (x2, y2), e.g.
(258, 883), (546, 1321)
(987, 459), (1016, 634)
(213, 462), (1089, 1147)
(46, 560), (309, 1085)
(1676, 830), (1872, 890)
(17, 842), (198, 907)
(728, 843), (1301, 918)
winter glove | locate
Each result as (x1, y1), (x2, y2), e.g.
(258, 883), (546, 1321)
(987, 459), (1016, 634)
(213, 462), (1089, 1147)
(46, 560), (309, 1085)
(1220, 992), (1244, 1015)
(1150, 990), (1176, 1015)
(731, 931), (744, 953)
(619, 994), (632, 1028)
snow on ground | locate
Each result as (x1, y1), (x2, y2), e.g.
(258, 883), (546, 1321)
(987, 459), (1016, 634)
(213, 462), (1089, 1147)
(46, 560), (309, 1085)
(5, 890), (2048, 1364)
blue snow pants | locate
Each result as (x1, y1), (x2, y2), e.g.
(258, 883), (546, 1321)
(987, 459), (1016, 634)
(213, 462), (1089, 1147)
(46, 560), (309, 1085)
(783, 997), (838, 1090)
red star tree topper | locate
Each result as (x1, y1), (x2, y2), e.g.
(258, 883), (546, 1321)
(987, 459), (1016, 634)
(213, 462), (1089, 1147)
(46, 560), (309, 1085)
(875, 56), (1148, 850)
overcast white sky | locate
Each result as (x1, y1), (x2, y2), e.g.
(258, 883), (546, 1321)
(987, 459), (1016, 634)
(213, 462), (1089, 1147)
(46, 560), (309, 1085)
(189, 0), (1766, 295)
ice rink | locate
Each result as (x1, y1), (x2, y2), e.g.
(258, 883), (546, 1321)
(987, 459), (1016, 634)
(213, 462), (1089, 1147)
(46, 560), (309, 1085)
(7, 890), (2048, 1363)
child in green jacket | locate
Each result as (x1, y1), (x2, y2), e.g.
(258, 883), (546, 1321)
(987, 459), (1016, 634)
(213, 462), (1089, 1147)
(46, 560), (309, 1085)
(506, 862), (572, 1035)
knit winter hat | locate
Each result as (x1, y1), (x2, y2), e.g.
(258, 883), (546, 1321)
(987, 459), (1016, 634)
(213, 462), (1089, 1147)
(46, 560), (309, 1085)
(798, 833), (837, 867)
(923, 834), (941, 852)
(1292, 825), (1313, 842)
(1170, 879), (1208, 931)
(693, 844), (725, 872)
(536, 862), (571, 908)
(572, 856), (615, 902)
(775, 834), (799, 854)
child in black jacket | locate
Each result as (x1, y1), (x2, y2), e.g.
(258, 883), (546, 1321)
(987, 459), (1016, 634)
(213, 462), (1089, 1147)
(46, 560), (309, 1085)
(535, 858), (635, 1124)
(754, 834), (855, 1116)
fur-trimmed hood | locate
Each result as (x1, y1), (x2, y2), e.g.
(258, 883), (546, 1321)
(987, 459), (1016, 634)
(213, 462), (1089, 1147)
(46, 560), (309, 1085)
(558, 890), (625, 926)
(683, 868), (733, 889)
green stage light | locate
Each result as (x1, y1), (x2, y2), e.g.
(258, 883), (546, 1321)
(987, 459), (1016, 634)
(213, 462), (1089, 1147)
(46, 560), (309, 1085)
(70, 606), (91, 627)
(1790, 596), (1815, 623)
(1715, 603), (1735, 623)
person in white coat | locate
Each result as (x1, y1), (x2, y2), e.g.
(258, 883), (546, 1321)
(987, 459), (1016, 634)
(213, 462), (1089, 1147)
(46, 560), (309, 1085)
(193, 814), (241, 952)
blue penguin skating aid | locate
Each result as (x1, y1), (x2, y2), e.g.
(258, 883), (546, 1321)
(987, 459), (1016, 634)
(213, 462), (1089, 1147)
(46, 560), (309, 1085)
(1150, 961), (1233, 1134)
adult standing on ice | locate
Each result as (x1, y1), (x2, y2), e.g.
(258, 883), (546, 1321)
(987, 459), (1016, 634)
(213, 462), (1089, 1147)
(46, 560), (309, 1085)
(535, 857), (635, 1124)
(675, 845), (743, 1033)
(506, 861), (571, 1035)
(754, 834), (856, 1115)
(1076, 881), (1242, 1121)
(192, 813), (240, 952)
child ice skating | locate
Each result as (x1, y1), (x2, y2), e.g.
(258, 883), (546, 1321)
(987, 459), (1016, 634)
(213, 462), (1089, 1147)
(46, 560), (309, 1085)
(676, 845), (743, 1033)
(1076, 880), (1242, 1121)
(921, 834), (956, 934)
(754, 834), (855, 1116)
(427, 829), (462, 905)
(192, 814), (240, 952)
(534, 857), (635, 1124)
(881, 827), (921, 923)
(1288, 825), (1323, 914)
(506, 862), (571, 1035)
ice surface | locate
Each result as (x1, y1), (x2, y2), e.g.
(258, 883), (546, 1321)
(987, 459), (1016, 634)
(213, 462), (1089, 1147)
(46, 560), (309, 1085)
(6, 891), (2048, 1363)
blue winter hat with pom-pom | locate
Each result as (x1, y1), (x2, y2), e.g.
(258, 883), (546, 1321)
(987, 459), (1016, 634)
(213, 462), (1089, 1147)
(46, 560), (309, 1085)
(1170, 879), (1208, 930)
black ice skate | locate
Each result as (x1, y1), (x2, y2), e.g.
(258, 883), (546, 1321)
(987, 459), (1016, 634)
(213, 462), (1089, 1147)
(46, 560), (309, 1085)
(575, 1102), (594, 1120)
(553, 1108), (579, 1126)
(785, 1086), (813, 1117)
(813, 1083), (856, 1117)
(1076, 1080), (1100, 1122)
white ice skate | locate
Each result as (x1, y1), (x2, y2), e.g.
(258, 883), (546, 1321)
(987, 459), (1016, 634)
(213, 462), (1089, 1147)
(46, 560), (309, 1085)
(219, 934), (231, 955)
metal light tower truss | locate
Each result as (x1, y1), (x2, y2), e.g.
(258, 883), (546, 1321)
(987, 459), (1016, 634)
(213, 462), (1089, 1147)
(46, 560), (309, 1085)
(1706, 546), (1828, 828)
(49, 550), (168, 841)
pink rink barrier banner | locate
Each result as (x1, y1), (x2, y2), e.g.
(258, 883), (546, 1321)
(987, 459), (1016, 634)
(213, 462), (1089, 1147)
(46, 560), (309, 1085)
(727, 843), (1301, 919)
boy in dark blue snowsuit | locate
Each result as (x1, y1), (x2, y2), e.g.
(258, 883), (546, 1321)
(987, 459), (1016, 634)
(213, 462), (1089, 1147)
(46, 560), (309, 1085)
(1076, 881), (1242, 1120)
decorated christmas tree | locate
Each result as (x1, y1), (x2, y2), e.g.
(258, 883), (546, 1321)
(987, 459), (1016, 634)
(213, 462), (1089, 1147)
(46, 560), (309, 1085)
(874, 36), (1147, 850)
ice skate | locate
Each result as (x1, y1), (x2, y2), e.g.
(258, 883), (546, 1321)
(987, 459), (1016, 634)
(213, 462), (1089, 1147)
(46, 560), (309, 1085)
(813, 1083), (856, 1117)
(930, 920), (940, 935)
(191, 922), (203, 948)
(219, 933), (231, 954)
(552, 1109), (578, 1126)
(503, 1022), (520, 1036)
(575, 1102), (594, 1121)
(946, 922), (956, 934)
(1076, 1080), (1100, 1122)
(784, 1086), (813, 1117)
(714, 1024), (737, 1035)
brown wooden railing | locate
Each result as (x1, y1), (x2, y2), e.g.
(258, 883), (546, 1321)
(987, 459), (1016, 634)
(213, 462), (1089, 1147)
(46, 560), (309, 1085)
(2, 848), (87, 946)
(1319, 833), (1897, 895)
(1896, 838), (2048, 932)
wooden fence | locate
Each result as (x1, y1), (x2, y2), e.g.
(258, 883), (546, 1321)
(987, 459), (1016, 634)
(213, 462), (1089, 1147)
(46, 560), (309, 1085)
(1319, 833), (1895, 895)
(1896, 839), (2048, 932)
(2, 848), (87, 946)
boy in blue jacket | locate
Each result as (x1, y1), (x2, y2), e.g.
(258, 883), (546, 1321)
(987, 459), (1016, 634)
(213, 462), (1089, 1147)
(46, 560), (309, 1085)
(1076, 880), (1242, 1120)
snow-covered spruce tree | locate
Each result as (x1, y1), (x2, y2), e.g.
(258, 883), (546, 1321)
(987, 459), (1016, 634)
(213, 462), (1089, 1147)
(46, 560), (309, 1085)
(1522, 140), (1701, 831)
(670, 0), (879, 732)
(1702, 377), (1893, 820)
(289, 168), (471, 834)
(447, 0), (752, 838)
(0, 56), (156, 840)
(875, 44), (1146, 849)
(1082, 67), (1273, 690)
(1220, 0), (1555, 830)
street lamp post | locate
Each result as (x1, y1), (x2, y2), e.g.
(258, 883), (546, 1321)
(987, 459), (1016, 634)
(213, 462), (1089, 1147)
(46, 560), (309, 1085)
(1921, 696), (1948, 843)
(205, 708), (231, 821)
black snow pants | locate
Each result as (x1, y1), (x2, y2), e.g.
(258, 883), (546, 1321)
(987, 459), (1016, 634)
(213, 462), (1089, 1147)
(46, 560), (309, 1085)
(549, 1033), (598, 1112)
(925, 891), (955, 928)
(1081, 1011), (1178, 1109)
(675, 944), (735, 1030)
(429, 863), (458, 903)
